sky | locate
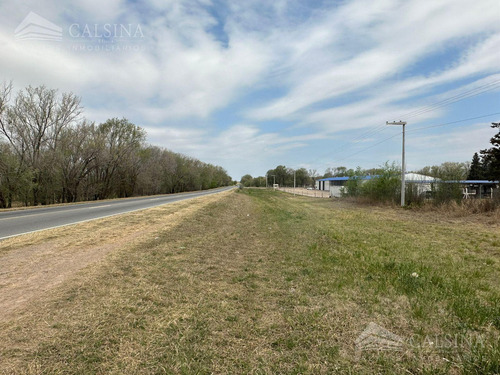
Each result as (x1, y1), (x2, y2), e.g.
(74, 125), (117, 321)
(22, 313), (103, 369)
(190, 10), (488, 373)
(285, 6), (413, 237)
(1, 0), (499, 180)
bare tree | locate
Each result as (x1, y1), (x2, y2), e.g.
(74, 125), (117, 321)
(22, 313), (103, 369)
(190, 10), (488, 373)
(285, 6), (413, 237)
(94, 118), (146, 199)
(0, 82), (232, 207)
(0, 84), (82, 204)
(56, 121), (100, 202)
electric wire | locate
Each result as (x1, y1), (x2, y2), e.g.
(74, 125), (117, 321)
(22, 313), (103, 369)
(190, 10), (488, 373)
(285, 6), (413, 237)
(332, 112), (500, 164)
(309, 79), (500, 168)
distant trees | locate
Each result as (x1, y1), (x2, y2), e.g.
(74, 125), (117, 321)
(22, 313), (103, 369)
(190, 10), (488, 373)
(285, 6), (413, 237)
(461, 122), (500, 182)
(323, 166), (348, 178)
(417, 162), (469, 181)
(294, 168), (310, 186)
(240, 174), (254, 187)
(240, 174), (267, 187)
(480, 122), (500, 181)
(416, 162), (468, 203)
(467, 152), (486, 180)
(264, 166), (313, 187)
(0, 82), (232, 208)
(240, 166), (314, 188)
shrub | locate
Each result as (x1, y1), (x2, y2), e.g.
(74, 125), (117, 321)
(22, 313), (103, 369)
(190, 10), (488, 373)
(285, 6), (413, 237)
(434, 182), (463, 204)
(360, 162), (400, 203)
(340, 167), (364, 197)
(405, 182), (425, 206)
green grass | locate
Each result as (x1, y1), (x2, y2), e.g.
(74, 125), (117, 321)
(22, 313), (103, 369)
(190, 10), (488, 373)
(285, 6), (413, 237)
(1, 189), (499, 374)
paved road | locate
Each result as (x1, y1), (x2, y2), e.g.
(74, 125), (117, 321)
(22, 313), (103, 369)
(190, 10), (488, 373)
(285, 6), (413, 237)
(0, 187), (234, 240)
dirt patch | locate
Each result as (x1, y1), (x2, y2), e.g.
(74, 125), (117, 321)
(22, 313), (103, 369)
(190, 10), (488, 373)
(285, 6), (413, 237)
(0, 191), (230, 321)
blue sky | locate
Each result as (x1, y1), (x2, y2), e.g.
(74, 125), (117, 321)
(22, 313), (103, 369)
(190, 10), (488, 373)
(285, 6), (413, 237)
(1, 0), (499, 179)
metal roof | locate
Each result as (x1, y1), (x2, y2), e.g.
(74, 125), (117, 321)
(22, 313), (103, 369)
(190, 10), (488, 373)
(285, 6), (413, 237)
(453, 180), (499, 184)
(317, 176), (499, 184)
(317, 175), (379, 181)
(317, 177), (349, 181)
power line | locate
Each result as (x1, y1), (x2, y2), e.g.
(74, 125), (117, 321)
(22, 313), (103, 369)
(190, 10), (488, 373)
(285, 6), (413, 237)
(397, 79), (500, 120)
(339, 79), (500, 153)
(406, 112), (500, 134)
(332, 133), (400, 164)
(327, 112), (500, 165)
(307, 79), (500, 167)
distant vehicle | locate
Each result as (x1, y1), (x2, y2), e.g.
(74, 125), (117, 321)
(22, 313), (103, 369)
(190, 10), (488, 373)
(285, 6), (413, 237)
(307, 187), (313, 190)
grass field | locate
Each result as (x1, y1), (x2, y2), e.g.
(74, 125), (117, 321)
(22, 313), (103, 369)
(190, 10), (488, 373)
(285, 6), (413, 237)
(0, 189), (499, 374)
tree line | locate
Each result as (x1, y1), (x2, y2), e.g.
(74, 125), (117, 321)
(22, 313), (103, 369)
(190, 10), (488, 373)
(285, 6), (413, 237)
(240, 166), (314, 188)
(0, 83), (232, 208)
(467, 122), (500, 181)
(240, 122), (500, 200)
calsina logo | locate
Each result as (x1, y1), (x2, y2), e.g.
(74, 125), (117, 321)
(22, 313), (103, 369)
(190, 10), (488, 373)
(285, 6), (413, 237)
(355, 322), (404, 354)
(15, 12), (62, 42)
(69, 24), (144, 39)
(355, 322), (486, 359)
(14, 12), (145, 47)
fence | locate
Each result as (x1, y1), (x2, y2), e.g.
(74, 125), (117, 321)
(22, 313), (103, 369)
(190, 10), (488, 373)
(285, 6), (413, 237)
(277, 187), (330, 198)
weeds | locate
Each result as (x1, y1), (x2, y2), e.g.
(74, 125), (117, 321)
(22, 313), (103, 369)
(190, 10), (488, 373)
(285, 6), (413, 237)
(0, 189), (498, 374)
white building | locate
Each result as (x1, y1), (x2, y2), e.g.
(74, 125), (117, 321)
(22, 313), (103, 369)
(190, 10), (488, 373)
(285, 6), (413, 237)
(315, 173), (439, 198)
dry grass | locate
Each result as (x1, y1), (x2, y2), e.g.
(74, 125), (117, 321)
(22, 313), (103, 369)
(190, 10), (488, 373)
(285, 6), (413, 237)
(344, 195), (500, 226)
(0, 188), (499, 374)
(0, 191), (230, 320)
(420, 199), (500, 220)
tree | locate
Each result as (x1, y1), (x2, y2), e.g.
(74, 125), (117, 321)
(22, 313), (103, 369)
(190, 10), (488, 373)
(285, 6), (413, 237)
(324, 166), (347, 178)
(0, 142), (33, 208)
(295, 168), (310, 187)
(0, 83), (82, 204)
(360, 162), (400, 202)
(0, 82), (233, 207)
(56, 121), (100, 202)
(308, 169), (318, 180)
(481, 122), (500, 181)
(341, 167), (364, 197)
(240, 174), (253, 187)
(94, 118), (146, 199)
(274, 165), (288, 186)
(467, 152), (485, 180)
(417, 162), (468, 180)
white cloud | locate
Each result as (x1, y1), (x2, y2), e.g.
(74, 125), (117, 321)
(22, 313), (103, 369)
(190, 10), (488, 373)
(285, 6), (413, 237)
(247, 0), (500, 121)
(406, 122), (497, 169)
(0, 0), (273, 121)
(145, 123), (329, 177)
(0, 0), (498, 178)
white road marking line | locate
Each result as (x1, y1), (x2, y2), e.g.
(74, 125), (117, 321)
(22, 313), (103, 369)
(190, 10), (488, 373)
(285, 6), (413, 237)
(0, 188), (233, 241)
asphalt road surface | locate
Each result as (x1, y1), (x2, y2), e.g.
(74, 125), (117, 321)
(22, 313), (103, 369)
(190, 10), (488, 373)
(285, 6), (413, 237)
(0, 186), (234, 240)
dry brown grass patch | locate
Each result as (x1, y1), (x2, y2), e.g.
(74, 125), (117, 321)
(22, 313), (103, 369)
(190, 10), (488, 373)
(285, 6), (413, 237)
(0, 191), (231, 321)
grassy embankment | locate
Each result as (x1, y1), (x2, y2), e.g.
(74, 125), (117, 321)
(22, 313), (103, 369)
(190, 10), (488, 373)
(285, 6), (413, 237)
(0, 188), (499, 374)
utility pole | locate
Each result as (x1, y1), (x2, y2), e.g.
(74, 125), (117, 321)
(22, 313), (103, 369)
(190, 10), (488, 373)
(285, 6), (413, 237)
(265, 173), (268, 189)
(387, 120), (407, 207)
